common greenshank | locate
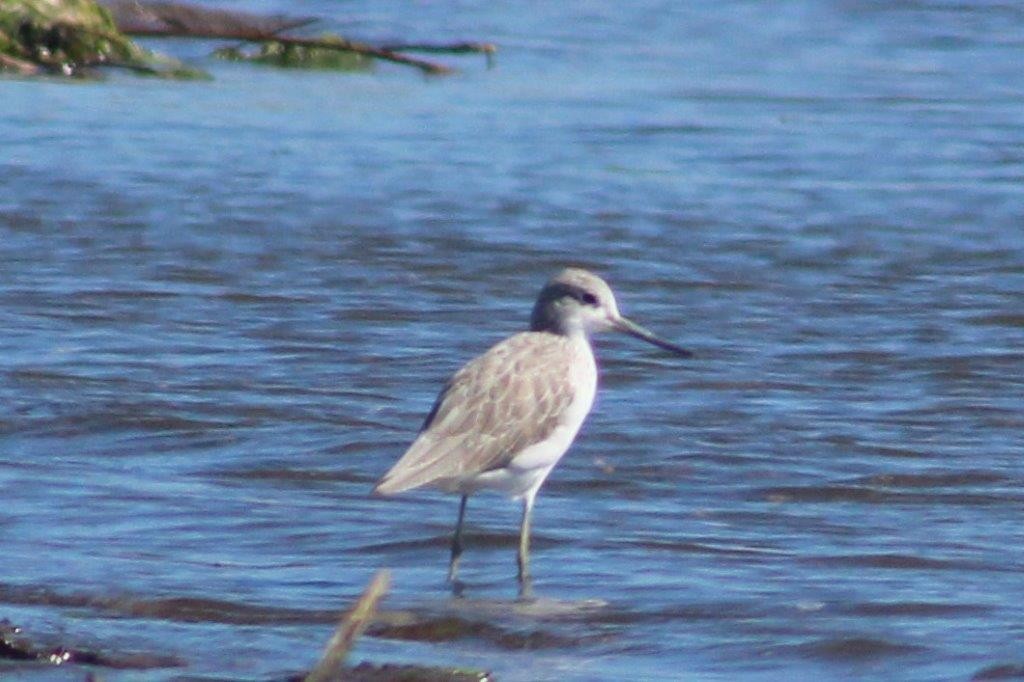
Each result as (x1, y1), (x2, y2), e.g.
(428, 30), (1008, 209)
(373, 268), (691, 591)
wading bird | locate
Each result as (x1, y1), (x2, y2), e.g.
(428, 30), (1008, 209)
(373, 268), (691, 592)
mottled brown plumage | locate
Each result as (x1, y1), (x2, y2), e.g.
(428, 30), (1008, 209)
(373, 332), (577, 495)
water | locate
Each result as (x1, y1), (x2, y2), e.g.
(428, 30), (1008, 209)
(2, 0), (1023, 679)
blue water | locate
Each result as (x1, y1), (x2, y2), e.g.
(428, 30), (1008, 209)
(2, 1), (1023, 680)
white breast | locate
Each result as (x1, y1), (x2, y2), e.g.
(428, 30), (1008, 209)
(491, 335), (598, 499)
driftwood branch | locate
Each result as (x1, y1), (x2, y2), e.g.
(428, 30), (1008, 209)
(0, 53), (41, 75)
(380, 41), (497, 67)
(101, 0), (314, 39)
(139, 27), (454, 75)
(3, 0), (494, 80)
(304, 570), (390, 682)
(98, 0), (489, 75)
(241, 35), (456, 75)
(379, 41), (496, 55)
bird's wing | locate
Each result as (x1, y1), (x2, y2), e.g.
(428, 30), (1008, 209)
(373, 332), (576, 495)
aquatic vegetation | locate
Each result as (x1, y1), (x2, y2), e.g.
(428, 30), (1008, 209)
(214, 38), (375, 72)
(2, 0), (493, 79)
(0, 0), (207, 78)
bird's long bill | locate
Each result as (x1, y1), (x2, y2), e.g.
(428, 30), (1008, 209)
(613, 316), (693, 357)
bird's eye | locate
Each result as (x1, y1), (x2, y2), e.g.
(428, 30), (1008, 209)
(581, 292), (599, 306)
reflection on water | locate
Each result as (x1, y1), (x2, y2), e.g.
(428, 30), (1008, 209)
(2, 0), (1024, 679)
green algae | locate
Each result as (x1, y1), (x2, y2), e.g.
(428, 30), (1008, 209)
(0, 0), (206, 78)
(2, 0), (483, 79)
(214, 37), (374, 72)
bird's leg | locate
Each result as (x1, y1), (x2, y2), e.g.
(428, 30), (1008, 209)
(517, 495), (534, 597)
(448, 495), (468, 584)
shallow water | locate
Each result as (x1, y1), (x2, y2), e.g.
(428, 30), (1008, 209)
(2, 0), (1024, 680)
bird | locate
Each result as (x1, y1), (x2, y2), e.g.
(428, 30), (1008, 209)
(372, 268), (691, 592)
